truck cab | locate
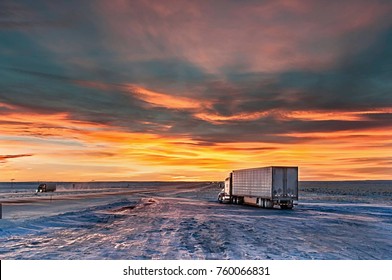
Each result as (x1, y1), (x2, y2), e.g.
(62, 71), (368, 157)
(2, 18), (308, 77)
(217, 188), (231, 203)
(217, 176), (232, 203)
(36, 183), (56, 193)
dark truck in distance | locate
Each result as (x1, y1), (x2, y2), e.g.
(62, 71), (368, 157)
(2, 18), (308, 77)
(218, 166), (298, 209)
(36, 183), (57, 193)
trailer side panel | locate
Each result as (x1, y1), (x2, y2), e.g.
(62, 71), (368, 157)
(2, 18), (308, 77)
(232, 167), (272, 198)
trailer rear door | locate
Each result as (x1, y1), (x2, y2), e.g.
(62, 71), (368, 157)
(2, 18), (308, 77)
(286, 167), (298, 199)
(272, 167), (285, 197)
(272, 167), (298, 199)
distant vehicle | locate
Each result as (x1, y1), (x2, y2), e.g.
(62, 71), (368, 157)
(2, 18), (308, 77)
(36, 183), (57, 193)
(218, 166), (298, 209)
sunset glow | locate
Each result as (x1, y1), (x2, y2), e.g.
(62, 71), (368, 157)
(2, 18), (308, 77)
(1, 0), (391, 181)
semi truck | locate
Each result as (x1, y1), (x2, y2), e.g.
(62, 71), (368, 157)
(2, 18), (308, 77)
(218, 166), (298, 209)
(36, 183), (57, 193)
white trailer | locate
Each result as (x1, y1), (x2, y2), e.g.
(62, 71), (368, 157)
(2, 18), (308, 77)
(218, 166), (298, 209)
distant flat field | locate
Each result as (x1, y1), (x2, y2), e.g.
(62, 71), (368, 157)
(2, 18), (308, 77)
(299, 181), (392, 204)
(0, 181), (391, 259)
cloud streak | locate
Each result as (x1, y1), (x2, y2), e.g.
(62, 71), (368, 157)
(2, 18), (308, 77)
(0, 154), (33, 163)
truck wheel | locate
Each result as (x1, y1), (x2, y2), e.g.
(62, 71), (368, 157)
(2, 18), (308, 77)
(280, 205), (293, 210)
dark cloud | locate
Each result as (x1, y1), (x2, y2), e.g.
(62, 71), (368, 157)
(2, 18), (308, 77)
(0, 1), (76, 30)
(287, 29), (392, 111)
(6, 67), (79, 82)
(0, 68), (146, 126)
(0, 154), (33, 163)
(201, 28), (392, 116)
(362, 113), (392, 121)
(166, 117), (391, 144)
(124, 59), (210, 85)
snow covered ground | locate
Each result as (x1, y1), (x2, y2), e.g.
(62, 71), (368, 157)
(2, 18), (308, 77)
(0, 181), (391, 259)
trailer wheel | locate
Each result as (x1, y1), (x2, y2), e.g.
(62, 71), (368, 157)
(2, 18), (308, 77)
(265, 200), (274, 209)
(280, 205), (293, 210)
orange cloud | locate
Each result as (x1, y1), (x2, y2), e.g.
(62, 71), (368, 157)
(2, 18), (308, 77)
(1, 104), (391, 181)
(194, 109), (392, 124)
(194, 111), (270, 123)
(127, 84), (209, 110)
(0, 109), (231, 181)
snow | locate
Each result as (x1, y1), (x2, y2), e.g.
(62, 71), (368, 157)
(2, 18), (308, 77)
(0, 182), (391, 259)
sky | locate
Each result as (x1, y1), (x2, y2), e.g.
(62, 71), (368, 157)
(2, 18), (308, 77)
(1, 0), (392, 182)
